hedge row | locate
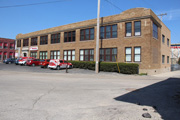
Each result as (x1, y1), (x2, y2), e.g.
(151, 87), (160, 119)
(68, 61), (139, 74)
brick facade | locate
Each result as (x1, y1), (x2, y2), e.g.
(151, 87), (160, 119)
(16, 8), (171, 75)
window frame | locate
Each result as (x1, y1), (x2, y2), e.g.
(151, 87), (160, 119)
(125, 47), (132, 62)
(162, 34), (165, 44)
(63, 50), (75, 61)
(4, 42), (8, 49)
(17, 40), (21, 47)
(99, 48), (117, 62)
(23, 39), (29, 47)
(125, 22), (132, 37)
(80, 28), (94, 41)
(167, 56), (169, 64)
(51, 33), (60, 44)
(162, 55), (165, 64)
(39, 51), (48, 60)
(31, 37), (37, 46)
(40, 35), (48, 45)
(134, 21), (141, 36)
(30, 51), (37, 58)
(167, 38), (169, 46)
(50, 50), (60, 59)
(153, 22), (158, 39)
(134, 47), (141, 62)
(79, 49), (94, 61)
(100, 24), (117, 39)
(64, 31), (76, 42)
(0, 42), (3, 49)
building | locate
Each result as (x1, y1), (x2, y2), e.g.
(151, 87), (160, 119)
(171, 44), (180, 64)
(15, 8), (171, 75)
(0, 38), (15, 62)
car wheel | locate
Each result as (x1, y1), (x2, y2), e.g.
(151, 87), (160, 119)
(56, 66), (60, 70)
(32, 64), (35, 67)
(24, 63), (27, 66)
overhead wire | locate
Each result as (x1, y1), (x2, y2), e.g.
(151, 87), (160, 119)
(104, 0), (124, 12)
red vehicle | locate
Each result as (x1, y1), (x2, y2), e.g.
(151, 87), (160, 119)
(39, 59), (50, 68)
(48, 59), (73, 70)
(18, 57), (28, 65)
(26, 59), (40, 66)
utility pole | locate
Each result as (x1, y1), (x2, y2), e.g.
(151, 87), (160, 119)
(157, 13), (167, 21)
(95, 0), (101, 73)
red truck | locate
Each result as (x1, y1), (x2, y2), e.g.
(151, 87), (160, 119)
(48, 59), (73, 70)
(26, 59), (40, 66)
(39, 59), (50, 68)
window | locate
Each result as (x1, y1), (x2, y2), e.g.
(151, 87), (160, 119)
(167, 38), (169, 46)
(39, 51), (47, 59)
(51, 33), (60, 44)
(134, 47), (141, 62)
(126, 22), (132, 37)
(0, 52), (2, 60)
(9, 52), (13, 58)
(80, 28), (94, 41)
(162, 35), (165, 43)
(50, 50), (60, 59)
(23, 39), (29, 47)
(10, 43), (14, 49)
(64, 31), (76, 42)
(17, 40), (21, 47)
(80, 49), (94, 61)
(162, 55), (165, 64)
(30, 52), (37, 58)
(0, 42), (3, 49)
(125, 47), (132, 62)
(63, 50), (75, 61)
(4, 43), (8, 49)
(31, 37), (37, 46)
(134, 21), (141, 36)
(100, 24), (117, 39)
(3, 52), (7, 60)
(153, 22), (158, 39)
(100, 48), (117, 62)
(167, 56), (169, 64)
(40, 35), (48, 45)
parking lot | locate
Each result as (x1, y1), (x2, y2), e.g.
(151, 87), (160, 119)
(0, 63), (180, 120)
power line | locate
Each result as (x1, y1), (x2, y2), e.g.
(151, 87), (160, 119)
(0, 0), (71, 9)
(104, 0), (124, 12)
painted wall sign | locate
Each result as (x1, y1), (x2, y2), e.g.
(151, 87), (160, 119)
(171, 46), (180, 49)
(30, 47), (38, 51)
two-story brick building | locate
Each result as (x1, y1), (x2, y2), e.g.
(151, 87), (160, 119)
(0, 38), (15, 62)
(15, 8), (171, 75)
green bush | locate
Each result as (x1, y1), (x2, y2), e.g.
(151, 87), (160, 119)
(68, 61), (139, 74)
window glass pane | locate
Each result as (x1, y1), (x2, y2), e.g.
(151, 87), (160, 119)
(72, 50), (75, 55)
(72, 56), (75, 61)
(68, 51), (71, 55)
(100, 27), (104, 32)
(64, 51), (67, 55)
(64, 56), (67, 60)
(112, 25), (117, 31)
(106, 49), (110, 54)
(90, 50), (94, 55)
(100, 49), (104, 55)
(85, 50), (89, 55)
(90, 56), (94, 61)
(90, 35), (94, 40)
(68, 56), (71, 60)
(90, 28), (94, 34)
(126, 55), (131, 62)
(80, 56), (84, 61)
(112, 32), (117, 38)
(58, 56), (60, 59)
(100, 55), (104, 61)
(112, 48), (117, 54)
(54, 51), (56, 55)
(135, 47), (141, 54)
(135, 55), (140, 62)
(106, 32), (111, 38)
(58, 51), (60, 55)
(85, 56), (89, 61)
(106, 56), (110, 61)
(112, 55), (116, 62)
(85, 29), (89, 34)
(54, 56), (56, 59)
(126, 48), (131, 54)
(80, 50), (84, 55)
(106, 26), (111, 32)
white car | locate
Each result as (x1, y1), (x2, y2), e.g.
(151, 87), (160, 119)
(48, 59), (73, 70)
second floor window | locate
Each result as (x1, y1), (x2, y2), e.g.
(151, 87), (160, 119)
(40, 35), (48, 45)
(23, 39), (29, 47)
(31, 37), (37, 46)
(9, 52), (14, 58)
(4, 43), (8, 49)
(17, 40), (21, 47)
(162, 55), (165, 64)
(100, 24), (117, 39)
(80, 28), (94, 41)
(51, 33), (60, 44)
(0, 42), (2, 49)
(167, 38), (169, 46)
(134, 21), (141, 36)
(64, 31), (76, 42)
(10, 43), (14, 49)
(167, 56), (169, 64)
(162, 35), (165, 43)
(126, 22), (132, 37)
(153, 22), (158, 39)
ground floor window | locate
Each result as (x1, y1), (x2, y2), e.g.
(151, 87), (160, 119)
(0, 52), (2, 60)
(162, 55), (165, 64)
(30, 52), (37, 58)
(39, 51), (47, 59)
(134, 47), (141, 62)
(3, 52), (7, 60)
(51, 50), (60, 59)
(125, 47), (132, 62)
(100, 48), (117, 62)
(167, 56), (169, 64)
(9, 52), (14, 58)
(80, 49), (94, 61)
(63, 50), (75, 61)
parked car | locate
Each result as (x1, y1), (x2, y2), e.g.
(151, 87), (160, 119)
(4, 58), (16, 64)
(39, 59), (50, 68)
(18, 57), (34, 66)
(15, 57), (22, 65)
(26, 59), (40, 66)
(48, 59), (73, 70)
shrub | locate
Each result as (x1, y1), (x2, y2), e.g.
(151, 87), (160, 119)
(68, 61), (139, 74)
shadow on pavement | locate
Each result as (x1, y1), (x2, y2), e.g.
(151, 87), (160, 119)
(114, 77), (180, 120)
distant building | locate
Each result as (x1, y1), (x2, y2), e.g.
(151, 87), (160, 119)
(0, 38), (15, 62)
(171, 44), (180, 64)
(15, 8), (171, 75)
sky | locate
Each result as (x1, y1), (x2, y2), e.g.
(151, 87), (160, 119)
(0, 0), (180, 44)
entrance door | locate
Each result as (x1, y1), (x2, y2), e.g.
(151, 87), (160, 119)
(24, 53), (27, 57)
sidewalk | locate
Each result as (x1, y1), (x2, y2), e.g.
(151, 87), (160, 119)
(152, 70), (180, 78)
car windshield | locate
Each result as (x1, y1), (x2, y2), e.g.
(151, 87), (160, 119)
(40, 60), (45, 62)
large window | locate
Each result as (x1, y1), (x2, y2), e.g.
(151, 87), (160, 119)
(39, 51), (47, 59)
(9, 52), (14, 58)
(100, 48), (117, 62)
(31, 37), (37, 46)
(167, 56), (169, 64)
(125, 47), (132, 62)
(50, 50), (60, 59)
(0, 42), (3, 49)
(0, 52), (2, 60)
(40, 35), (48, 45)
(167, 38), (169, 46)
(80, 28), (94, 41)
(80, 49), (94, 61)
(162, 35), (165, 43)
(10, 43), (14, 49)
(153, 22), (158, 39)
(30, 52), (37, 58)
(64, 31), (76, 42)
(134, 47), (141, 62)
(162, 55), (165, 64)
(4, 43), (8, 49)
(134, 21), (141, 36)
(126, 22), (132, 37)
(17, 40), (21, 47)
(100, 24), (117, 39)
(3, 52), (7, 60)
(23, 39), (29, 47)
(63, 50), (75, 61)
(51, 33), (60, 44)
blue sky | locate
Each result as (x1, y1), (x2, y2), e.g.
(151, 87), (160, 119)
(0, 0), (179, 44)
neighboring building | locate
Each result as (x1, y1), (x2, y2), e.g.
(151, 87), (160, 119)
(16, 8), (171, 75)
(171, 44), (180, 64)
(0, 38), (15, 62)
